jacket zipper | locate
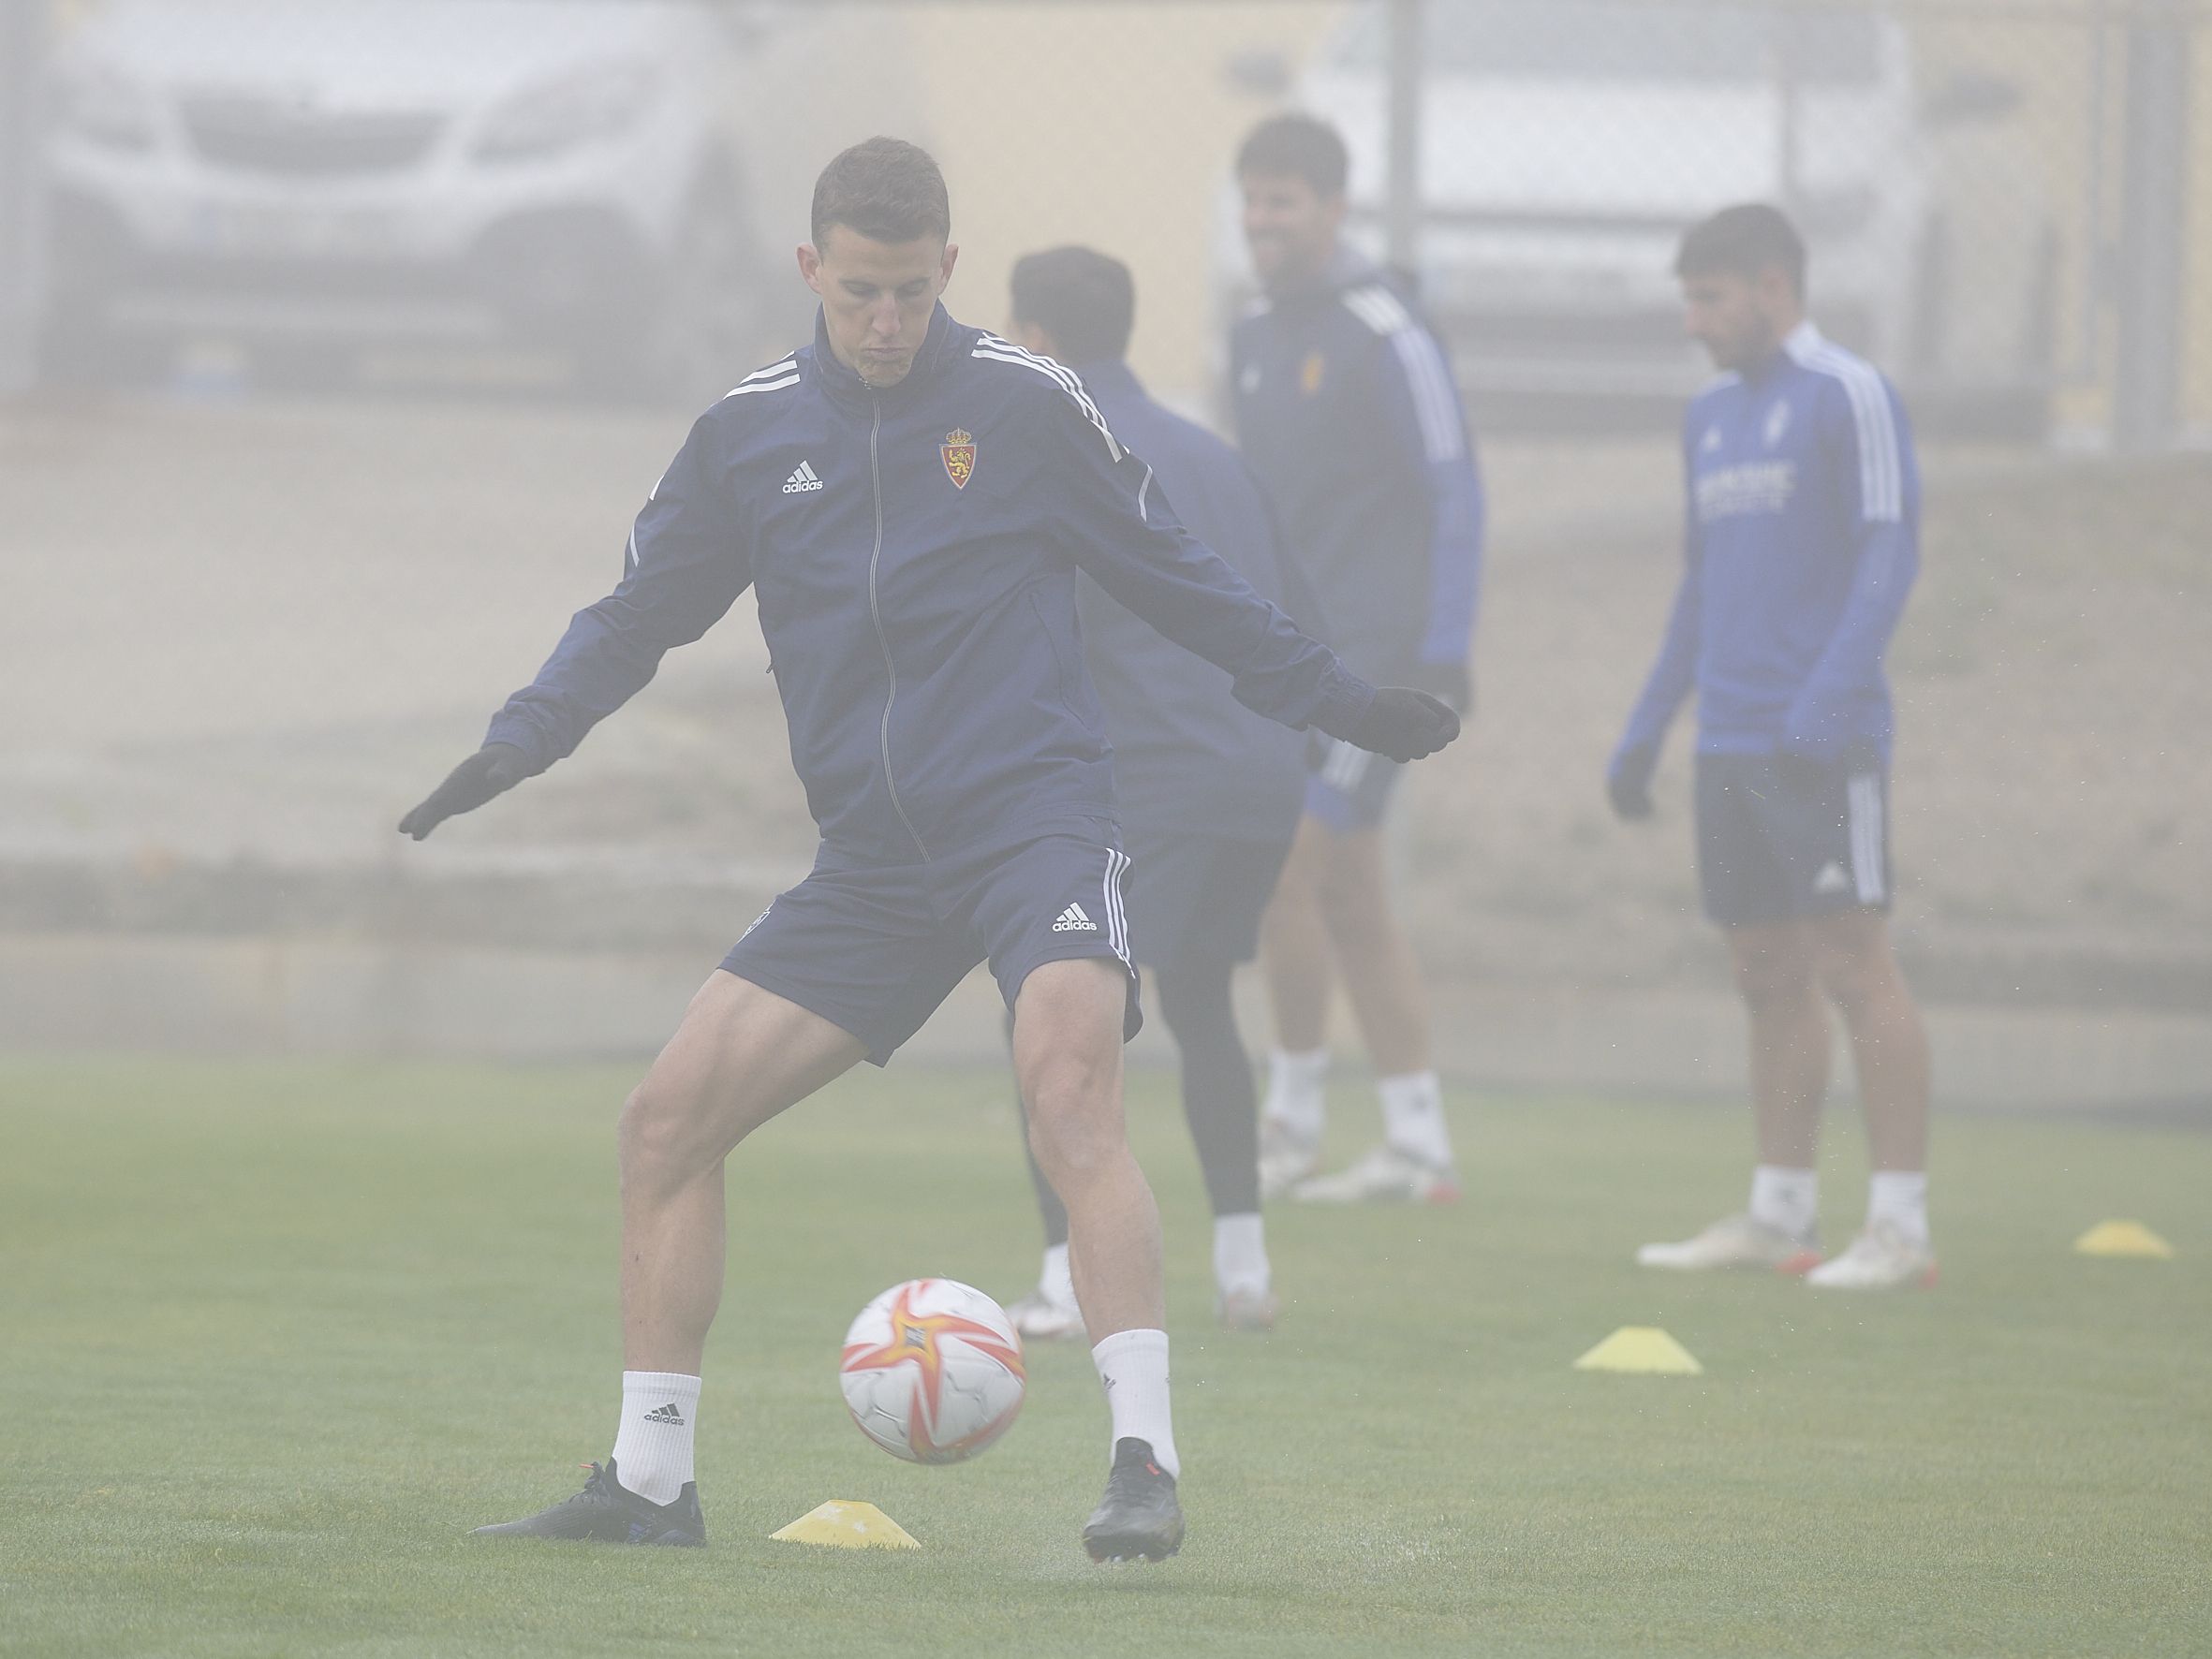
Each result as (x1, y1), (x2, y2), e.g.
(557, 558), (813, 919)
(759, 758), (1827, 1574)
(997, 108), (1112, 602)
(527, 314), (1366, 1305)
(866, 398), (930, 860)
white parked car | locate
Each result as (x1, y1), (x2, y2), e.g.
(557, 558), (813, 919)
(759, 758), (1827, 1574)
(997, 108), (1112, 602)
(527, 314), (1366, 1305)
(41, 0), (781, 398)
(1231, 0), (2054, 424)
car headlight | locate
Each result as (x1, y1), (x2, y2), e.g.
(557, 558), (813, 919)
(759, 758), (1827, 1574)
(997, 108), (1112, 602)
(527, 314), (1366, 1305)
(52, 62), (158, 152)
(473, 62), (659, 163)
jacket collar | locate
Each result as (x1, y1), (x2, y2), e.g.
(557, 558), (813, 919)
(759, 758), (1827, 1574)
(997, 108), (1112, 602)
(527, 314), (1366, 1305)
(807, 301), (960, 410)
(1745, 318), (1822, 384)
(1264, 242), (1380, 307)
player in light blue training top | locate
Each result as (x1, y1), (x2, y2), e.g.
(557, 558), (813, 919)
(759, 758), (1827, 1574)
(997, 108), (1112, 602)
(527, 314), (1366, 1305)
(1609, 204), (1936, 1291)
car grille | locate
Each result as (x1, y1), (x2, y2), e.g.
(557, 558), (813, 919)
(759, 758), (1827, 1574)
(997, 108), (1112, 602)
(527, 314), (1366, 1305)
(181, 98), (444, 177)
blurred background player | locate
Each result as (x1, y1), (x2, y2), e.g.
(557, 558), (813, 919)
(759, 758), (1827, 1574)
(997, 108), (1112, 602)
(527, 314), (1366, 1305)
(996, 246), (1308, 1338)
(1229, 114), (1485, 1205)
(1608, 203), (1936, 1291)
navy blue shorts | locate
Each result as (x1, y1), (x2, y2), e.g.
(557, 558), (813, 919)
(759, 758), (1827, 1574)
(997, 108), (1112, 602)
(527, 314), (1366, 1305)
(720, 820), (1142, 1066)
(1695, 753), (1892, 928)
(1304, 734), (1403, 832)
(1123, 827), (1292, 971)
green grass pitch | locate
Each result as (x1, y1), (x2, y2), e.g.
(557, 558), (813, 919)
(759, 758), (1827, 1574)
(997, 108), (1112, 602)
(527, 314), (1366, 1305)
(3, 1056), (2207, 1657)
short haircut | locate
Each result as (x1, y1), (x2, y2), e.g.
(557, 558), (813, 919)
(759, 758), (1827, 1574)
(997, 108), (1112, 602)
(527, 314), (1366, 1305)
(1235, 111), (1349, 198)
(1675, 203), (1807, 297)
(1009, 246), (1136, 367)
(810, 136), (951, 249)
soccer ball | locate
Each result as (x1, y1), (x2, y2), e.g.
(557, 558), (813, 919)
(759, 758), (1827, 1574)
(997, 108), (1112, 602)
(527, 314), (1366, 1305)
(838, 1278), (1027, 1464)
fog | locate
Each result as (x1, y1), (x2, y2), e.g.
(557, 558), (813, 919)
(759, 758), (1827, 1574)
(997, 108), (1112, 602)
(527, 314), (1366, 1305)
(4, 0), (2205, 1116)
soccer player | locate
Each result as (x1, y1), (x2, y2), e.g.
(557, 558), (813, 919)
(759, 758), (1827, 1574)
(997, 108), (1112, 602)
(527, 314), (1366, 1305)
(1609, 203), (1936, 1291)
(397, 139), (1459, 1559)
(1228, 114), (1485, 1205)
(995, 246), (1308, 1340)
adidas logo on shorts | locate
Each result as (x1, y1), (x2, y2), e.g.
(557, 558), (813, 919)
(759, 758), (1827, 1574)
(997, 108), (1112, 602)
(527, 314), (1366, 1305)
(782, 461), (824, 494)
(1052, 903), (1099, 933)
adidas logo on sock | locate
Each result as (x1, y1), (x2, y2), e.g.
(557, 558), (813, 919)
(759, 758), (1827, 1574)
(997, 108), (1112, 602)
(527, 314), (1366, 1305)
(1052, 902), (1099, 932)
(642, 1402), (686, 1426)
(782, 460), (824, 495)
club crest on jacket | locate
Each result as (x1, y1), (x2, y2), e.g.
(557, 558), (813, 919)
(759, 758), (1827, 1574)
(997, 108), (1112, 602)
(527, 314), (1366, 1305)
(941, 429), (977, 490)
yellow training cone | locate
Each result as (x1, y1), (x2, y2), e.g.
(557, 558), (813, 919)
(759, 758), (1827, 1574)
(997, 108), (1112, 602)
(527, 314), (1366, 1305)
(1573, 1326), (1703, 1375)
(2073, 1220), (2175, 1259)
(771, 1500), (921, 1550)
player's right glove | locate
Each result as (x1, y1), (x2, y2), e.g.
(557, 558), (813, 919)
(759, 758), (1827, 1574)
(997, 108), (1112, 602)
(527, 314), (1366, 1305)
(397, 741), (532, 841)
(1407, 658), (1474, 716)
(1606, 742), (1659, 821)
(1347, 687), (1461, 763)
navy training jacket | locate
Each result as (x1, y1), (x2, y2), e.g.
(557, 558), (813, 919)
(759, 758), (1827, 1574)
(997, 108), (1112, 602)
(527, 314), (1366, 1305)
(1231, 250), (1484, 683)
(1070, 358), (1307, 845)
(485, 304), (1375, 865)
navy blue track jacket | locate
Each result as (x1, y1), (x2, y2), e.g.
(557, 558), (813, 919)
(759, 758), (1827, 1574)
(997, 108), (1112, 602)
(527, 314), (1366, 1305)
(1070, 359), (1306, 844)
(485, 304), (1376, 865)
(1231, 250), (1484, 684)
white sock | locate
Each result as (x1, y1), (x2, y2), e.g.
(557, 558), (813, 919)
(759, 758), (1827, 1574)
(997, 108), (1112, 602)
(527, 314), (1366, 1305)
(1263, 1047), (1329, 1139)
(1040, 1241), (1076, 1310)
(1378, 1070), (1453, 1167)
(1749, 1165), (1819, 1240)
(609, 1371), (700, 1506)
(1212, 1211), (1270, 1299)
(1091, 1328), (1179, 1479)
(1867, 1170), (1930, 1247)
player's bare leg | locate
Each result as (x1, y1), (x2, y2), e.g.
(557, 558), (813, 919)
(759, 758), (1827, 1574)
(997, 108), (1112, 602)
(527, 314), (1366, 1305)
(1260, 816), (1337, 1051)
(1283, 823), (1458, 1203)
(619, 971), (867, 1374)
(1807, 912), (1928, 1171)
(476, 970), (865, 1544)
(1257, 817), (1337, 1190)
(1013, 957), (1164, 1341)
(1257, 816), (1337, 1188)
(1013, 956), (1184, 1561)
(1806, 911), (1936, 1287)
(1313, 825), (1430, 1075)
(1639, 923), (1827, 1272)
(1728, 921), (1829, 1171)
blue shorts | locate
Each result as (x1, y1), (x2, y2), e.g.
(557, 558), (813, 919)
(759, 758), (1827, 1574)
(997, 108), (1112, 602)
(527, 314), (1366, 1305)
(720, 820), (1142, 1066)
(1304, 734), (1403, 832)
(1696, 753), (1892, 928)
(1123, 827), (1292, 971)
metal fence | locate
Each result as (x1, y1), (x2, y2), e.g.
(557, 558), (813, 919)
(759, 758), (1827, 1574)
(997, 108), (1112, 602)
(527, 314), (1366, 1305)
(1, 0), (2205, 446)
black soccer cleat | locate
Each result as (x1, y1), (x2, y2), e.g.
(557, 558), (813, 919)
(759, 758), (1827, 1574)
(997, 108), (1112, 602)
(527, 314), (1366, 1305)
(470, 1459), (705, 1547)
(1082, 1438), (1184, 1563)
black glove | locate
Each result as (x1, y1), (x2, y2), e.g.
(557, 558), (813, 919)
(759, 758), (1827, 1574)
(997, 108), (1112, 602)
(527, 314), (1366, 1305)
(1607, 742), (1659, 821)
(1348, 687), (1460, 764)
(1407, 658), (1473, 715)
(397, 742), (532, 841)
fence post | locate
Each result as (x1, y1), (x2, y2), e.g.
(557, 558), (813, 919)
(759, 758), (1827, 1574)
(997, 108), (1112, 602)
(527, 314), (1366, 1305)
(1384, 0), (1423, 277)
(2112, 0), (2192, 451)
(0, 0), (45, 396)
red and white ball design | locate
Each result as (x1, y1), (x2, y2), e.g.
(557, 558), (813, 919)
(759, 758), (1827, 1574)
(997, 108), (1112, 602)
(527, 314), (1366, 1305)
(838, 1278), (1027, 1464)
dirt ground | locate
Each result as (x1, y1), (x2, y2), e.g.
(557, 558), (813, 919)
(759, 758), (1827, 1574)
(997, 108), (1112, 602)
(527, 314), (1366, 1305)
(5, 391), (2206, 1006)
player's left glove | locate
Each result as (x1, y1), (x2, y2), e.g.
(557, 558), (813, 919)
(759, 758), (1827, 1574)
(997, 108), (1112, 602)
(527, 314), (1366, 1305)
(1408, 659), (1474, 716)
(1607, 743), (1659, 821)
(1347, 688), (1461, 763)
(397, 741), (532, 841)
